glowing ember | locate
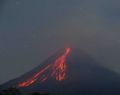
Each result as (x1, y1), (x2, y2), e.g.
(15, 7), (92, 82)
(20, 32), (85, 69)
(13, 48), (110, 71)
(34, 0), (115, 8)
(18, 48), (71, 87)
(51, 48), (70, 81)
(18, 64), (51, 87)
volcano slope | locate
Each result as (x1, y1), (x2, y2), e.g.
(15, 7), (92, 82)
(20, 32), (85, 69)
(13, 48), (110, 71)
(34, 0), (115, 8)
(0, 48), (120, 95)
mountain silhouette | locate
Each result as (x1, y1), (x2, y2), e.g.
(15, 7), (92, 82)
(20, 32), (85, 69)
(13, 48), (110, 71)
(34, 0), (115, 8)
(0, 48), (120, 95)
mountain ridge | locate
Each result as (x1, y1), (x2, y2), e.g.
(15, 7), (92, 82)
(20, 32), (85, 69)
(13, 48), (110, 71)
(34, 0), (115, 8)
(0, 47), (120, 95)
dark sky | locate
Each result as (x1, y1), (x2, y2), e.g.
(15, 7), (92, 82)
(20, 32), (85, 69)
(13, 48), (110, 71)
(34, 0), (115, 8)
(0, 0), (120, 84)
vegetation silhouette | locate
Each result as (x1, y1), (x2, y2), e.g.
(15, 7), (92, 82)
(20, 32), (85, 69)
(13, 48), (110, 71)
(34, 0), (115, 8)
(0, 87), (21, 95)
(0, 87), (50, 95)
(30, 92), (50, 95)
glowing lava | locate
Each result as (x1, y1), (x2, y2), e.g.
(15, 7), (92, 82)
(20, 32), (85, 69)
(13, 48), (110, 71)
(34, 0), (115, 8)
(18, 64), (51, 87)
(51, 48), (71, 81)
(18, 48), (71, 87)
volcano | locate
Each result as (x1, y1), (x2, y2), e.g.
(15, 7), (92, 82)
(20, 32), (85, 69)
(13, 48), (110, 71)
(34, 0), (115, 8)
(0, 48), (120, 95)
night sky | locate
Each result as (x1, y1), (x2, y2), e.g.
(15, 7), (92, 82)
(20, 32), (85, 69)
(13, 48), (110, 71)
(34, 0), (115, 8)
(0, 0), (120, 84)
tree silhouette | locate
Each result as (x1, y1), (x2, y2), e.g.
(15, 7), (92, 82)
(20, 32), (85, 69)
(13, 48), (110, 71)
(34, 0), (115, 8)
(0, 87), (21, 95)
(30, 92), (50, 95)
(30, 92), (41, 95)
(0, 88), (50, 95)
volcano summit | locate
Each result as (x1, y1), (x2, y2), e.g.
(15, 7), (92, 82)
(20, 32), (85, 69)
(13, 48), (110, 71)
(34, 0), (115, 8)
(0, 48), (120, 95)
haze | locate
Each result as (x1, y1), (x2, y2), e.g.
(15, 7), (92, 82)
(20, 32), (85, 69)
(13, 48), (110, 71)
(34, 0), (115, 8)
(0, 0), (120, 84)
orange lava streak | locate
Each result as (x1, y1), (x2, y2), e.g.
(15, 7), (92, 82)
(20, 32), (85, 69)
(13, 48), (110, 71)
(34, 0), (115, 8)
(51, 48), (71, 81)
(41, 77), (48, 83)
(18, 48), (71, 87)
(18, 64), (51, 87)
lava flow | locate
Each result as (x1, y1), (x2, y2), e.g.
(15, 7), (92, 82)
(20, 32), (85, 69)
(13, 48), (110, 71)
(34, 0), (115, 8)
(51, 48), (71, 81)
(18, 48), (71, 88)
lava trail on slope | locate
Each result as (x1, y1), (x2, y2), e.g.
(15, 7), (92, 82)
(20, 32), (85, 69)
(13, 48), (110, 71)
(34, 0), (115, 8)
(18, 48), (71, 88)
